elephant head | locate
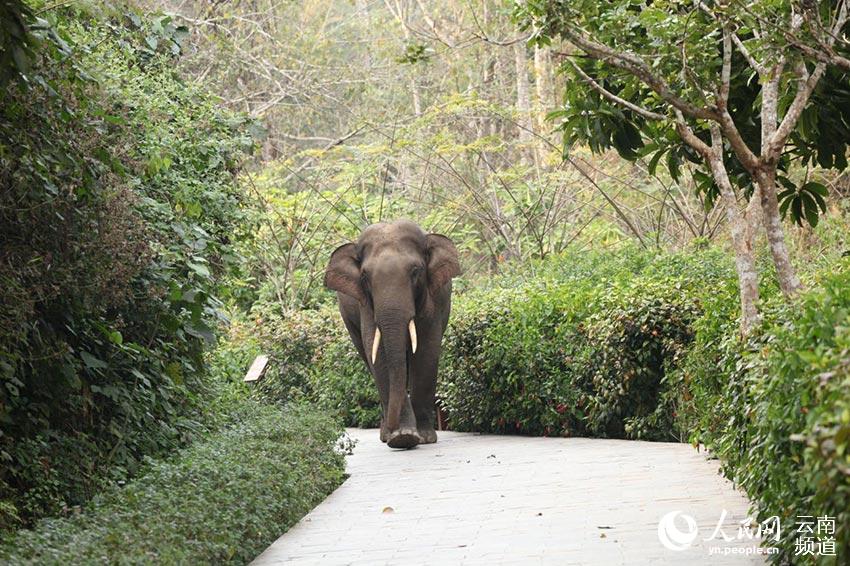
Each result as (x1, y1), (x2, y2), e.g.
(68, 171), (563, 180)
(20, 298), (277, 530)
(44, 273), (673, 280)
(324, 220), (460, 445)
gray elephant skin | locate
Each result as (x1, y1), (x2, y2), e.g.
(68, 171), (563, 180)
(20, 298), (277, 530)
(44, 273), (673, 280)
(324, 220), (460, 449)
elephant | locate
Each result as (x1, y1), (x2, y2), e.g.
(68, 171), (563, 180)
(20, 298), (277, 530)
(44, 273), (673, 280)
(324, 220), (460, 449)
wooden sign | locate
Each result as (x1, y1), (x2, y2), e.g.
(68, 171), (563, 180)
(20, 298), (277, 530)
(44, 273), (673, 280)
(243, 354), (270, 382)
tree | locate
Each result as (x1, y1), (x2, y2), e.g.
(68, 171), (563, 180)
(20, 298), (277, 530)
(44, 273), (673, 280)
(520, 0), (850, 334)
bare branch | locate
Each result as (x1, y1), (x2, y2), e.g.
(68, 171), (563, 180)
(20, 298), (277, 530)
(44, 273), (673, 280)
(730, 31), (767, 75)
(718, 28), (732, 109)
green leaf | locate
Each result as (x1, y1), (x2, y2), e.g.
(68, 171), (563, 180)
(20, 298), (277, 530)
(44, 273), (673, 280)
(666, 150), (681, 183)
(791, 196), (804, 226)
(801, 181), (828, 197)
(810, 190), (827, 213)
(779, 195), (793, 218)
(647, 148), (667, 176)
(800, 191), (819, 227)
(187, 261), (210, 278)
(80, 351), (108, 370)
(186, 322), (216, 344)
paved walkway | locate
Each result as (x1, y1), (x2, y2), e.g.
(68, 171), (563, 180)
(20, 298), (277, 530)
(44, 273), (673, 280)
(252, 429), (765, 565)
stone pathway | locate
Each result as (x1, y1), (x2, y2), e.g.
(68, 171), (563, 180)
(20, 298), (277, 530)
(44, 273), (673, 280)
(252, 429), (766, 565)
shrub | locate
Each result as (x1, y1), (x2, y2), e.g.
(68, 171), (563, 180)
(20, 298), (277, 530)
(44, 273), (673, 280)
(254, 309), (380, 428)
(0, 403), (348, 564)
(679, 262), (850, 563)
(439, 247), (727, 440)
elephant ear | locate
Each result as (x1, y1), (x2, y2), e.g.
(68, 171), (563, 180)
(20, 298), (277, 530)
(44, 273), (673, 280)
(426, 234), (461, 294)
(324, 243), (365, 304)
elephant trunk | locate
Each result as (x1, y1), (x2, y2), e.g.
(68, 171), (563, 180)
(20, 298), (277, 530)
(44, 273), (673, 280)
(376, 315), (409, 432)
(372, 289), (416, 433)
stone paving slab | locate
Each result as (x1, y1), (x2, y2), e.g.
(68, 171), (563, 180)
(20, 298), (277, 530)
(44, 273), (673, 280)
(252, 429), (766, 565)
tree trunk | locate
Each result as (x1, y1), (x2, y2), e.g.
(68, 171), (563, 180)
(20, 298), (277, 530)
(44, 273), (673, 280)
(754, 69), (803, 298)
(533, 43), (554, 130)
(756, 169), (803, 297)
(513, 41), (535, 166)
(689, 124), (762, 334)
(708, 153), (761, 335)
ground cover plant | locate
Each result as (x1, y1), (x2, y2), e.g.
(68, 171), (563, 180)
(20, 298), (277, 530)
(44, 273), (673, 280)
(0, 403), (348, 565)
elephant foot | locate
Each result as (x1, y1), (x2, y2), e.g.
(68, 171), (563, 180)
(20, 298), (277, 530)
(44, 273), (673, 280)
(387, 428), (421, 449)
(417, 428), (437, 444)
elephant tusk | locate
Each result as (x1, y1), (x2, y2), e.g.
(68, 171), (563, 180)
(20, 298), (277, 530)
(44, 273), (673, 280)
(371, 327), (381, 364)
(409, 319), (417, 354)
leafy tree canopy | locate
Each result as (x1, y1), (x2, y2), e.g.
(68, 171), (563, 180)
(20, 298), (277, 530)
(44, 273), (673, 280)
(520, 0), (850, 227)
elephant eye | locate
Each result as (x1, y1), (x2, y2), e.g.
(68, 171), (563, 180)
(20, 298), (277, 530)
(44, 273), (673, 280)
(410, 265), (423, 279)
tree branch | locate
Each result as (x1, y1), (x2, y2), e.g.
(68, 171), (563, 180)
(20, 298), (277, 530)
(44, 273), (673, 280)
(730, 31), (767, 75)
(673, 109), (712, 161)
(556, 27), (718, 121)
(696, 0), (767, 75)
(565, 57), (665, 120)
(718, 28), (732, 109)
(766, 0), (849, 158)
(789, 39), (850, 72)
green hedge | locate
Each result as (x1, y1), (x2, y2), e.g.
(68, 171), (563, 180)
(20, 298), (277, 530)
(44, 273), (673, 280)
(254, 310), (380, 428)
(680, 265), (850, 563)
(0, 403), (347, 564)
(439, 248), (733, 440)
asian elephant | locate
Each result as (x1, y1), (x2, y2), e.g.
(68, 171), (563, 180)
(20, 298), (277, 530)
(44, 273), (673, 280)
(324, 220), (460, 449)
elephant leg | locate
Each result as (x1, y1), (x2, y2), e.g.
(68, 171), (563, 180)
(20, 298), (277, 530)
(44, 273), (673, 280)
(409, 325), (440, 444)
(371, 337), (419, 449)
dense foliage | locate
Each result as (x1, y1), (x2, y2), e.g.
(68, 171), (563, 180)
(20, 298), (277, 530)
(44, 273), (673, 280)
(0, 6), (256, 527)
(440, 248), (727, 440)
(0, 403), (348, 564)
(681, 263), (850, 563)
